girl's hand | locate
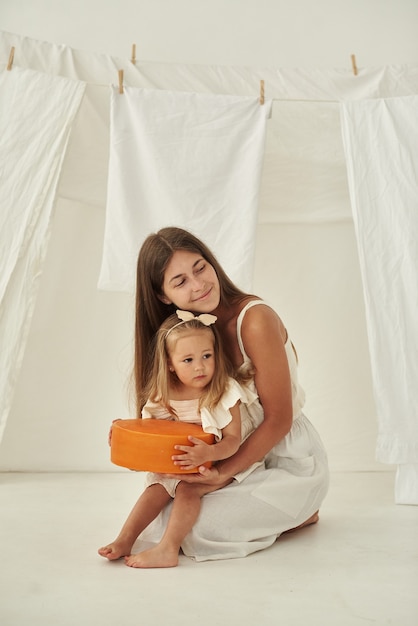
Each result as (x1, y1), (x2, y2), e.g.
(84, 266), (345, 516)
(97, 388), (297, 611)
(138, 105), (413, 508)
(172, 436), (213, 470)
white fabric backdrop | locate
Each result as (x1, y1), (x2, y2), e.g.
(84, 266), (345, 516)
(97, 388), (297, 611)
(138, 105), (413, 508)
(1, 32), (418, 495)
(0, 66), (85, 443)
(99, 86), (271, 292)
(341, 96), (418, 503)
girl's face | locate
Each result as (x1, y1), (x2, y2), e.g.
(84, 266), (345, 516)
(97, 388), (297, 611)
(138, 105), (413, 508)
(161, 250), (220, 313)
(168, 330), (216, 394)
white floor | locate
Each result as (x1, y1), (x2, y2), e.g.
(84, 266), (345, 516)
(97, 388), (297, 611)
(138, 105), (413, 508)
(1, 471), (417, 626)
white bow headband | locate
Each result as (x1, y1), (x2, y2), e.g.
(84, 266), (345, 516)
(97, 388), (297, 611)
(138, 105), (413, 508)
(165, 309), (217, 339)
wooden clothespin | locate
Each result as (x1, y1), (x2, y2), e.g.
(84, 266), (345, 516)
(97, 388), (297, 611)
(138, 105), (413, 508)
(118, 69), (124, 94)
(260, 79), (265, 105)
(351, 54), (358, 76)
(7, 46), (15, 71)
(131, 44), (136, 65)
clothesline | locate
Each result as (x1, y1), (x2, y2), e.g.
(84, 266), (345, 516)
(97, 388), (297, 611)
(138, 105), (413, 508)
(115, 67), (338, 103)
(116, 47), (359, 99)
(3, 45), (341, 104)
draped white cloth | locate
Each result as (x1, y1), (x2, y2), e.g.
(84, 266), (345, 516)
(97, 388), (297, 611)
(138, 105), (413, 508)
(98, 87), (272, 292)
(2, 31), (418, 503)
(0, 67), (85, 443)
(341, 96), (418, 504)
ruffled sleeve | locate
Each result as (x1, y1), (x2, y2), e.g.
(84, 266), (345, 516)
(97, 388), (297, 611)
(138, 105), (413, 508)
(200, 378), (257, 440)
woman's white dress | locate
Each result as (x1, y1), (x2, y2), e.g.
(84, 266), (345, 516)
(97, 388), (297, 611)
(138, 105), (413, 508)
(140, 301), (329, 561)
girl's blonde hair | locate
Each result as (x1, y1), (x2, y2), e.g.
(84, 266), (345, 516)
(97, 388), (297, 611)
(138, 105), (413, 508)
(144, 314), (234, 419)
(134, 227), (251, 413)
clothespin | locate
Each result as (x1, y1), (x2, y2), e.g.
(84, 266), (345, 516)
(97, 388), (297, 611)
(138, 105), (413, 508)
(118, 69), (124, 94)
(7, 46), (15, 71)
(260, 79), (265, 105)
(351, 54), (358, 76)
(131, 44), (136, 65)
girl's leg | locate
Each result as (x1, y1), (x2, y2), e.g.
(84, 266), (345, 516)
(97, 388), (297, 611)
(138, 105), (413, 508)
(125, 482), (209, 568)
(98, 484), (171, 560)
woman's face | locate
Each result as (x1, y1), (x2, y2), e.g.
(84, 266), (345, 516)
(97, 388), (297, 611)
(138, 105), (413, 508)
(161, 250), (220, 313)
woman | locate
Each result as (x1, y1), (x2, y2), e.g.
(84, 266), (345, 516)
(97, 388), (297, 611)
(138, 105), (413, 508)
(134, 227), (329, 561)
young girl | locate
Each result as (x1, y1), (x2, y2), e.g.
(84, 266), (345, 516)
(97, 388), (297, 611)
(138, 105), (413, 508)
(98, 311), (261, 568)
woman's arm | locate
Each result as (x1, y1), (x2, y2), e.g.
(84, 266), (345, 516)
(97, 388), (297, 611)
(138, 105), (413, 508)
(217, 304), (293, 476)
(170, 305), (294, 485)
(172, 402), (242, 470)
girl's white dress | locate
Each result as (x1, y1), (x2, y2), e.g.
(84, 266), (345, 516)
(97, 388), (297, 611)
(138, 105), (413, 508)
(141, 377), (263, 497)
(140, 300), (329, 561)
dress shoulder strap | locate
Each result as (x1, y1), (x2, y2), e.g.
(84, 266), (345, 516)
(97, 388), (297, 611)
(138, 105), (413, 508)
(236, 300), (267, 362)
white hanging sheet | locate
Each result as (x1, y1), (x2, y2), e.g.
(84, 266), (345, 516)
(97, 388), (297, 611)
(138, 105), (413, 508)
(341, 96), (418, 503)
(0, 66), (85, 444)
(2, 31), (418, 484)
(3, 32), (418, 230)
(98, 86), (271, 292)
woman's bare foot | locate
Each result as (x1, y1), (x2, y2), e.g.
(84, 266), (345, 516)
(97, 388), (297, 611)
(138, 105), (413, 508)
(282, 511), (319, 535)
(98, 538), (134, 561)
(124, 544), (179, 568)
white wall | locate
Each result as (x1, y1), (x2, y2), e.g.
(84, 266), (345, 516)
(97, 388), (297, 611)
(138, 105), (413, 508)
(1, 0), (417, 67)
(0, 0), (417, 473)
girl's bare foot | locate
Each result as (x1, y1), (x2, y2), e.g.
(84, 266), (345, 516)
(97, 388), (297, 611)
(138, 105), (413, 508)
(124, 544), (179, 568)
(98, 538), (134, 560)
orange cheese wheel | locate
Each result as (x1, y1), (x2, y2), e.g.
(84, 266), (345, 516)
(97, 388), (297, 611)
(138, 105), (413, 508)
(110, 418), (215, 473)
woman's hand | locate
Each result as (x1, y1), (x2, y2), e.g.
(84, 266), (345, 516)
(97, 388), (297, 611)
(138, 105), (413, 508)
(108, 419), (121, 446)
(172, 436), (213, 470)
(163, 464), (225, 486)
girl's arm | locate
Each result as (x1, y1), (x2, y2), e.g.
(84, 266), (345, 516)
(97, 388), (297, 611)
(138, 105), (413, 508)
(171, 304), (293, 484)
(172, 402), (241, 470)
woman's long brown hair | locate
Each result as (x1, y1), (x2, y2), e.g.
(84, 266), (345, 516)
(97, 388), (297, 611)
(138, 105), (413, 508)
(134, 227), (248, 414)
